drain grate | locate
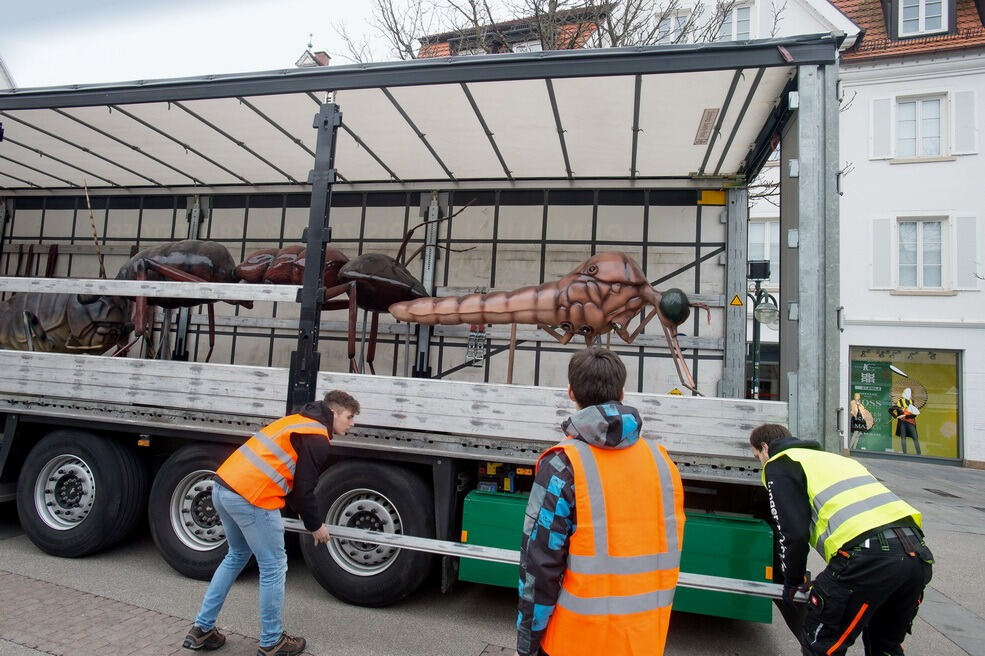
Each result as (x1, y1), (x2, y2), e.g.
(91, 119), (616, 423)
(924, 488), (961, 499)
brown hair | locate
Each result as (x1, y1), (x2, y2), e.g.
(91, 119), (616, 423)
(568, 347), (626, 408)
(323, 389), (360, 415)
(749, 423), (791, 450)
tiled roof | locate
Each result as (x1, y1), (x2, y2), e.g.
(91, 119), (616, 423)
(831, 0), (985, 59)
(418, 42), (451, 58)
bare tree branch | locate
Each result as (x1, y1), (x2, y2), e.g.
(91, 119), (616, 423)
(769, 0), (788, 37)
(332, 21), (376, 63)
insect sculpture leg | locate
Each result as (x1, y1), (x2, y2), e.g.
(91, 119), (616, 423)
(364, 312), (380, 376)
(321, 281), (358, 373)
(538, 324), (576, 345)
(132, 266), (156, 359)
(661, 323), (700, 395)
(204, 305), (216, 363)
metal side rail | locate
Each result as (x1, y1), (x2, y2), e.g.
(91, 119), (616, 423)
(283, 518), (807, 602)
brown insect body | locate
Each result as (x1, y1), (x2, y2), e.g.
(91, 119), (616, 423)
(390, 252), (659, 341)
(116, 240), (242, 310)
(389, 251), (707, 394)
(0, 292), (131, 353)
(236, 245), (349, 288)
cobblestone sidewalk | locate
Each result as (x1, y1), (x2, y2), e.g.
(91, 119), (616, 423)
(0, 570), (306, 656)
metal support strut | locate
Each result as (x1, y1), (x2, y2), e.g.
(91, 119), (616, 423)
(282, 518), (808, 602)
(287, 102), (342, 413)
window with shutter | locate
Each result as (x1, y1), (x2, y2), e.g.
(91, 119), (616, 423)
(896, 96), (945, 157)
(717, 6), (752, 41)
(897, 217), (947, 290)
(748, 220), (780, 285)
(898, 0), (948, 36)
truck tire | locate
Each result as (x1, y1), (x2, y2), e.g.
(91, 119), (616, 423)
(300, 461), (435, 607)
(148, 444), (233, 581)
(16, 430), (147, 558)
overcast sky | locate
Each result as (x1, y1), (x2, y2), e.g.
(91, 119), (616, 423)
(3, 0), (381, 88)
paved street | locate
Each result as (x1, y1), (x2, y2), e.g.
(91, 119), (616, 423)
(1, 455), (983, 655)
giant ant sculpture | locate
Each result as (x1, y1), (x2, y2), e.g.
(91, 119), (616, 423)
(240, 199), (475, 374)
(389, 251), (709, 394)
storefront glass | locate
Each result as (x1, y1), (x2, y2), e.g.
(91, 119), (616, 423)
(848, 347), (960, 459)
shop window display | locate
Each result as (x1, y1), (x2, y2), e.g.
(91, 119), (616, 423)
(849, 347), (960, 459)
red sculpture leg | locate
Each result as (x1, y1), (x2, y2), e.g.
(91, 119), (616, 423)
(320, 281), (359, 373)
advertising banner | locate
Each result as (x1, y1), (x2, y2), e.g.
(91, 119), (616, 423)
(848, 347), (959, 460)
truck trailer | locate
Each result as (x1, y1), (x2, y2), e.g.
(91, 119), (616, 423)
(0, 34), (842, 620)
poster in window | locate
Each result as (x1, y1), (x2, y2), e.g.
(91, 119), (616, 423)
(849, 347), (959, 459)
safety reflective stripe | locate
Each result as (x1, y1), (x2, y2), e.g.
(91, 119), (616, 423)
(568, 439), (607, 552)
(251, 431), (296, 476)
(239, 447), (290, 494)
(646, 439), (680, 554)
(251, 420), (323, 475)
(568, 551), (681, 574)
(563, 439), (681, 578)
(816, 491), (901, 549)
(236, 420), (325, 494)
(812, 475), (878, 515)
(557, 586), (677, 616)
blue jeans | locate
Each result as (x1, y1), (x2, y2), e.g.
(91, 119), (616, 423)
(194, 483), (287, 648)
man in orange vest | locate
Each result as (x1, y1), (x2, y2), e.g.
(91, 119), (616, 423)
(514, 347), (686, 656)
(183, 390), (359, 656)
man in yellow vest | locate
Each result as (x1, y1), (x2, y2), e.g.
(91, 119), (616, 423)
(750, 423), (934, 655)
(183, 390), (359, 656)
(514, 347), (686, 656)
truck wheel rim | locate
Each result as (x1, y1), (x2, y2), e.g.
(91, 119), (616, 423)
(34, 454), (96, 530)
(327, 488), (402, 576)
(171, 471), (225, 551)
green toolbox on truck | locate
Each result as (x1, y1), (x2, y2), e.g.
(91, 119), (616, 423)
(458, 490), (773, 623)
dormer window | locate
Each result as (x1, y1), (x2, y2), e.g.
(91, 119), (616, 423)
(897, 0), (948, 36)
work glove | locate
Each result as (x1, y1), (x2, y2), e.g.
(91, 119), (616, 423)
(782, 579), (811, 608)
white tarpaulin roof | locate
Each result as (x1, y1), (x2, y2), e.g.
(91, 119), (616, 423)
(0, 34), (838, 194)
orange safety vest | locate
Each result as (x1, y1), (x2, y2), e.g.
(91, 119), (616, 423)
(539, 436), (685, 656)
(216, 413), (330, 510)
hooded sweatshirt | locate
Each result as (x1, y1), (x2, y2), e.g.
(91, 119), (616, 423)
(516, 402), (643, 656)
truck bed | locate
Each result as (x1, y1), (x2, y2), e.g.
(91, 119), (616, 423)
(0, 349), (784, 483)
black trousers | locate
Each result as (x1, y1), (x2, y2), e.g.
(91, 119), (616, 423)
(799, 531), (933, 656)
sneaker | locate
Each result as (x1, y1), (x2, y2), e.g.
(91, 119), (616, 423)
(183, 625), (226, 650)
(257, 633), (306, 656)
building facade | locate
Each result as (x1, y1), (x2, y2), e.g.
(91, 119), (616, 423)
(832, 0), (985, 465)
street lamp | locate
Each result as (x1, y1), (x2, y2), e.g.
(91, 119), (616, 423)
(747, 260), (779, 400)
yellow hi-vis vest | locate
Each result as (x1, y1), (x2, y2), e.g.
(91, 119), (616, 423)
(763, 447), (922, 562)
(216, 413), (329, 510)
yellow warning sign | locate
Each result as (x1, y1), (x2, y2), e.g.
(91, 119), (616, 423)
(730, 294), (744, 307)
(669, 387), (683, 396)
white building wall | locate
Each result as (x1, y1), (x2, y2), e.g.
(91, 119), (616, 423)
(839, 52), (985, 464)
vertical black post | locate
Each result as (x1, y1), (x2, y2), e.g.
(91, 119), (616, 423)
(751, 280), (762, 400)
(287, 102), (341, 414)
(172, 195), (207, 361)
